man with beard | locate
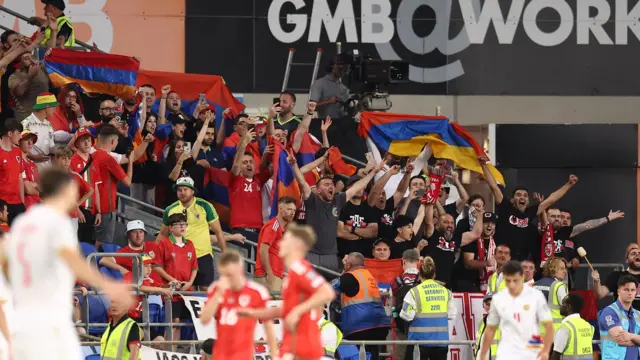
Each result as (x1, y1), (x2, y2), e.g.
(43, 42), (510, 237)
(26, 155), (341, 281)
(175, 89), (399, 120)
(228, 128), (271, 259)
(543, 207), (624, 268)
(592, 243), (640, 310)
(368, 164), (413, 241)
(8, 51), (51, 121)
(270, 91), (300, 137)
(337, 176), (380, 258)
(254, 196), (296, 292)
(560, 209), (572, 227)
(160, 176), (227, 290)
(481, 159), (578, 260)
(422, 201), (484, 287)
(195, 120), (225, 170)
(460, 212), (498, 292)
(290, 151), (385, 274)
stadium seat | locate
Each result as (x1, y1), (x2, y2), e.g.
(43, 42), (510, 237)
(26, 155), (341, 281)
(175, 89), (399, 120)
(100, 266), (123, 281)
(87, 295), (109, 337)
(80, 242), (97, 258)
(85, 355), (100, 360)
(100, 243), (121, 253)
(337, 345), (371, 360)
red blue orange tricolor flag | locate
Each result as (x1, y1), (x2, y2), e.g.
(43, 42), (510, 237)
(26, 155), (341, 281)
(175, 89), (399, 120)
(358, 112), (505, 185)
(270, 140), (301, 218)
(44, 49), (140, 99)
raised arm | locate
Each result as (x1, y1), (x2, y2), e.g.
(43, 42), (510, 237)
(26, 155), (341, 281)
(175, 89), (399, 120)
(424, 204), (435, 238)
(291, 102), (316, 153)
(448, 171), (469, 214)
(216, 108), (231, 150)
(158, 85), (170, 125)
(287, 149), (312, 200)
(299, 150), (329, 174)
(191, 114), (212, 158)
(570, 210), (624, 238)
(480, 158), (504, 204)
(461, 210), (483, 246)
(320, 116), (331, 148)
(393, 163), (414, 207)
(346, 160), (386, 202)
(367, 165), (400, 206)
(231, 128), (255, 176)
(45, 13), (58, 49)
(537, 175), (578, 215)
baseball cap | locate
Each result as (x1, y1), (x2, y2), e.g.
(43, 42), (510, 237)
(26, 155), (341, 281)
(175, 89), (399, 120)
(483, 293), (493, 302)
(19, 130), (37, 143)
(142, 255), (154, 265)
(173, 176), (197, 192)
(483, 212), (498, 223)
(373, 238), (390, 248)
(394, 215), (413, 230)
(75, 127), (93, 141)
(167, 113), (186, 126)
(42, 0), (65, 11)
(126, 220), (147, 233)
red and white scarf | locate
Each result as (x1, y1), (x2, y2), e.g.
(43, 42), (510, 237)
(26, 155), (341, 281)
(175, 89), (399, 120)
(540, 223), (555, 267)
(478, 236), (496, 293)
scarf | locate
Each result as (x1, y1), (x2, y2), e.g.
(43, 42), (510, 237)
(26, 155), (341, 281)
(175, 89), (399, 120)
(422, 172), (444, 205)
(478, 235), (496, 293)
(540, 223), (555, 267)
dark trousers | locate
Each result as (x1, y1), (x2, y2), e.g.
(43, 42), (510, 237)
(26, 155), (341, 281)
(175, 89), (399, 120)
(230, 227), (259, 272)
(78, 208), (96, 244)
(7, 203), (26, 225)
(345, 327), (389, 360)
(405, 346), (448, 360)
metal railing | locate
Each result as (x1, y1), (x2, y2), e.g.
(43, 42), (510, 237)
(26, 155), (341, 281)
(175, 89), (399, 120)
(0, 5), (103, 53)
(115, 193), (342, 278)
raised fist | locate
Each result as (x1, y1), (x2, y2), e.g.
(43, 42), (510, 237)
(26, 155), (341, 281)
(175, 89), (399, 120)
(568, 174), (578, 185)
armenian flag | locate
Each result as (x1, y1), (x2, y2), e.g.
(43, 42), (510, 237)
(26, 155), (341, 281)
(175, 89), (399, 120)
(203, 167), (231, 226)
(358, 112), (505, 185)
(44, 49), (140, 99)
(289, 130), (323, 166)
(270, 140), (301, 218)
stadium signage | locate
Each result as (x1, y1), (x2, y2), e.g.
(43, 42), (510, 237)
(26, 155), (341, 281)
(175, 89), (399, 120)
(268, 0), (640, 83)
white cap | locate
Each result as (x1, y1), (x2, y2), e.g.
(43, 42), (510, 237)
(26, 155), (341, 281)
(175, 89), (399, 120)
(126, 220), (147, 233)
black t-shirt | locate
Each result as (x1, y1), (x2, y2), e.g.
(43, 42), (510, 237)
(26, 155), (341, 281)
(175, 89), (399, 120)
(552, 226), (578, 261)
(337, 201), (378, 258)
(421, 229), (461, 286)
(605, 271), (640, 310)
(494, 199), (538, 260)
(337, 272), (360, 297)
(390, 239), (416, 259)
(162, 157), (204, 207)
(457, 237), (491, 286)
(373, 198), (396, 241)
(442, 202), (459, 218)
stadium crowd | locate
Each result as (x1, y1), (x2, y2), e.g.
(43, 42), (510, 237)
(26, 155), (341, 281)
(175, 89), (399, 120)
(0, 4), (637, 359)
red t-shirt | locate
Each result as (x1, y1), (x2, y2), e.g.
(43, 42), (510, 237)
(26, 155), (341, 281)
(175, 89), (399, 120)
(70, 172), (91, 219)
(254, 217), (285, 278)
(0, 223), (9, 232)
(229, 171), (270, 229)
(20, 157), (40, 209)
(0, 146), (23, 204)
(207, 280), (270, 360)
(156, 236), (198, 286)
(280, 259), (326, 359)
(115, 242), (164, 285)
(70, 153), (102, 214)
(123, 272), (156, 319)
(93, 149), (127, 214)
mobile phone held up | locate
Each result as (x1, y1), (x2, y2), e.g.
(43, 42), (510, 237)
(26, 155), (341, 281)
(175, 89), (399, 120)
(273, 97), (280, 105)
(199, 93), (206, 103)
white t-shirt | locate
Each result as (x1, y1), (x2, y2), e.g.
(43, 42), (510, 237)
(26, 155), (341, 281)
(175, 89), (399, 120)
(487, 285), (552, 359)
(21, 113), (55, 171)
(6, 205), (77, 331)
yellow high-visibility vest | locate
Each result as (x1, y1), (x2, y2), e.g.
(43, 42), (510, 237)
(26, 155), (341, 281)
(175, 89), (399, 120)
(100, 317), (142, 360)
(41, 15), (75, 47)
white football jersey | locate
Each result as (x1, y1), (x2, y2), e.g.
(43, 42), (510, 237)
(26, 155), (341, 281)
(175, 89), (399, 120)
(487, 285), (552, 359)
(6, 205), (77, 331)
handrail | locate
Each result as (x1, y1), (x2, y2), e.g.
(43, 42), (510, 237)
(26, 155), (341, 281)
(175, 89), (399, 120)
(0, 5), (104, 53)
(115, 194), (342, 277)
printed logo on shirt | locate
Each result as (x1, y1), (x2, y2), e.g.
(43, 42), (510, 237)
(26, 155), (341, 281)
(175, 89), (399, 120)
(523, 304), (530, 311)
(554, 240), (565, 253)
(381, 214), (393, 225)
(605, 315), (614, 326)
(187, 252), (193, 260)
(332, 206), (338, 217)
(509, 215), (529, 228)
(565, 240), (575, 249)
(346, 214), (368, 228)
(437, 237), (456, 252)
(239, 294), (250, 307)
(146, 251), (155, 258)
